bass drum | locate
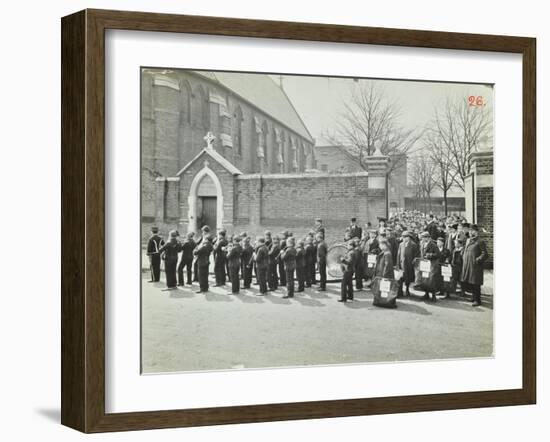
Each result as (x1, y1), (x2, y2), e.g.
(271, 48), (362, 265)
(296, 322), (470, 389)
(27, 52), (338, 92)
(326, 243), (348, 279)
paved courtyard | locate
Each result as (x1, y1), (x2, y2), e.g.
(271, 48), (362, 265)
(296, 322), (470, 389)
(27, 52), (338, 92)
(141, 271), (493, 374)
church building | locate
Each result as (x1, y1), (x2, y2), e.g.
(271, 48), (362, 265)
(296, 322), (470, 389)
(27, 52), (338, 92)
(141, 69), (390, 243)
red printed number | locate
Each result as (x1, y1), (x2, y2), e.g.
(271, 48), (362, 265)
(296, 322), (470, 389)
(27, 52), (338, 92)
(468, 95), (485, 107)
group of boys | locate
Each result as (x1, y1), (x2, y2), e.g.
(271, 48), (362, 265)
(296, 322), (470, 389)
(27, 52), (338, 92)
(147, 210), (489, 307)
(146, 219), (328, 299)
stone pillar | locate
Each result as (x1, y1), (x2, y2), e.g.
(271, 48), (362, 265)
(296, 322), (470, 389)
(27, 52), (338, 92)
(469, 149), (493, 267)
(365, 154), (390, 225)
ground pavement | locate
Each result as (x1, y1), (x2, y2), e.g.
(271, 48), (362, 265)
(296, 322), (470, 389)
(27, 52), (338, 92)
(142, 272), (494, 373)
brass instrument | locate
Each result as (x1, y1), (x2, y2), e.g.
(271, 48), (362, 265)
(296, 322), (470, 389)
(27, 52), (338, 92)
(326, 243), (348, 279)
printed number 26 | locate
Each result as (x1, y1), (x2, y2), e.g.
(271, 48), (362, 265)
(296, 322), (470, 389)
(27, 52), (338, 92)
(468, 95), (485, 106)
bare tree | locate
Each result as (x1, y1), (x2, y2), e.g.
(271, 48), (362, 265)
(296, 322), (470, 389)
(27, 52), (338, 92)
(432, 96), (492, 190)
(409, 155), (438, 213)
(325, 81), (422, 176)
(424, 130), (457, 216)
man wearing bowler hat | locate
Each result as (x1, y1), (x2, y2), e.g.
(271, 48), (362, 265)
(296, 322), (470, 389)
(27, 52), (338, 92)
(348, 217), (362, 241)
(461, 224), (488, 307)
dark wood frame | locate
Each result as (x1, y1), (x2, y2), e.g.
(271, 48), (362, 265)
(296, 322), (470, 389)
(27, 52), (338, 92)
(61, 9), (536, 433)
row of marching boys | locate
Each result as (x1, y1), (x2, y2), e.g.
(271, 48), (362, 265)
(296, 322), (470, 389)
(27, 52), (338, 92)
(146, 224), (328, 298)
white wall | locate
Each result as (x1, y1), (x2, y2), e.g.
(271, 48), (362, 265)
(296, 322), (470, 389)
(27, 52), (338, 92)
(0, 0), (547, 441)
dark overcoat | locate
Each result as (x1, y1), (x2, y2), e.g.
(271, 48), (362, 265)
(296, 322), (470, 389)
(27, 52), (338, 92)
(396, 240), (420, 283)
(375, 250), (394, 279)
(226, 244), (242, 269)
(420, 239), (441, 281)
(461, 237), (488, 285)
(255, 245), (269, 270)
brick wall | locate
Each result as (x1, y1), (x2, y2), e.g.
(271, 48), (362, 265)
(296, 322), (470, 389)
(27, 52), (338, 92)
(233, 172), (383, 245)
(471, 151), (494, 268)
(476, 186), (494, 268)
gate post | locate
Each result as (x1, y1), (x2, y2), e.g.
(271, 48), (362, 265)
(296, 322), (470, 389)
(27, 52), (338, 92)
(365, 152), (390, 225)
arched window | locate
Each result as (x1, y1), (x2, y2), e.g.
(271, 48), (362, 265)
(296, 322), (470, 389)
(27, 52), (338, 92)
(298, 141), (305, 172)
(193, 85), (209, 130)
(261, 121), (269, 170)
(233, 106), (243, 157)
(179, 79), (191, 124)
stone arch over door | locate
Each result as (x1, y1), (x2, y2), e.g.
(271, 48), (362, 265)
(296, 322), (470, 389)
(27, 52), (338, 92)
(187, 165), (224, 233)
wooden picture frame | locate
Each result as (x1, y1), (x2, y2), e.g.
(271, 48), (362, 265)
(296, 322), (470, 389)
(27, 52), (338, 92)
(61, 9), (536, 433)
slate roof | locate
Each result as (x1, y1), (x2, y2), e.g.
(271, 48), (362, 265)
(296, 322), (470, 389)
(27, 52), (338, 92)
(194, 70), (314, 144)
(176, 147), (242, 177)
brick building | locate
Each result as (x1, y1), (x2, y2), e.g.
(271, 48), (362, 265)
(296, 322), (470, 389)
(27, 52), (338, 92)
(142, 69), (391, 243)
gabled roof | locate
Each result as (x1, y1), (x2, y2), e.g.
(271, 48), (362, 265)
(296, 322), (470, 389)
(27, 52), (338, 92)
(194, 71), (314, 144)
(176, 147), (242, 177)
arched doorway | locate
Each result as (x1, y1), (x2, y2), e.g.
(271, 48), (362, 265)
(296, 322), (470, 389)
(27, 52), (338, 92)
(187, 165), (224, 233)
(196, 174), (217, 229)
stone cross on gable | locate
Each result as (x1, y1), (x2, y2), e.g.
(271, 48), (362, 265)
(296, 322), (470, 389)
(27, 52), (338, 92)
(204, 131), (216, 149)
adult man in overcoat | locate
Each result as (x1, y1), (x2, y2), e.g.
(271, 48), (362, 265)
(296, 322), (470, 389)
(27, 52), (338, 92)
(419, 231), (441, 302)
(460, 225), (488, 306)
(396, 231), (420, 297)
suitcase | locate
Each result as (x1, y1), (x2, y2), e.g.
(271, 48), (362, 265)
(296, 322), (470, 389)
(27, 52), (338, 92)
(364, 253), (377, 279)
(440, 264), (457, 293)
(413, 258), (438, 292)
(371, 277), (398, 308)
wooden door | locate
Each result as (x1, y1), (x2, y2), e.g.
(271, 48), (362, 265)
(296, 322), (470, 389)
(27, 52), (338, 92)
(200, 197), (217, 230)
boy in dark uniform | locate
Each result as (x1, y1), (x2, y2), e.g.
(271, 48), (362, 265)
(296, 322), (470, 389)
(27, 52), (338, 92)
(158, 230), (182, 290)
(226, 237), (242, 294)
(449, 238), (465, 299)
(314, 218), (325, 239)
(193, 225), (210, 282)
(295, 239), (306, 292)
(339, 241), (356, 302)
(146, 226), (164, 282)
(241, 236), (254, 289)
(268, 236), (281, 291)
(353, 237), (364, 291)
(278, 231), (289, 286)
(194, 236), (213, 293)
(316, 233), (328, 291)
(304, 236), (315, 288)
(254, 237), (269, 295)
(177, 232), (196, 286)
(213, 230), (228, 286)
(239, 231), (248, 279)
(281, 237), (297, 298)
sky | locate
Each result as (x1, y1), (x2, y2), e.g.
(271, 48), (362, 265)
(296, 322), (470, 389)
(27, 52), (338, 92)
(269, 73), (494, 149)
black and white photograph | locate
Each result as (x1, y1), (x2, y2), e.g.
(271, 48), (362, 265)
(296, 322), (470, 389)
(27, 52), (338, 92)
(141, 68), (494, 374)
